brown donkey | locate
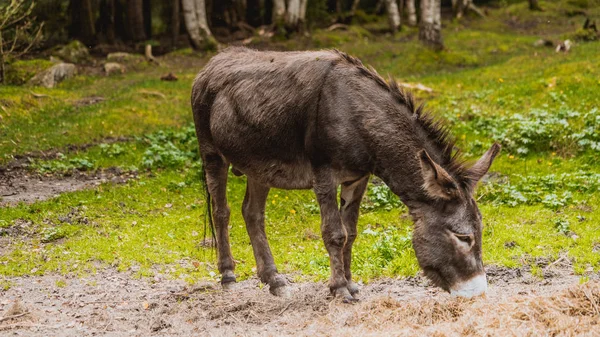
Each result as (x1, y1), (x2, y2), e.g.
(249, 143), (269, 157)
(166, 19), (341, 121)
(191, 47), (500, 301)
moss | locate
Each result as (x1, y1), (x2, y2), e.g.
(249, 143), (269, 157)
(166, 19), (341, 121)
(4, 59), (54, 85)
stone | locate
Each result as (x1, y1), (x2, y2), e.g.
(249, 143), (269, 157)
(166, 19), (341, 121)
(55, 40), (90, 64)
(106, 52), (143, 64)
(29, 63), (77, 88)
(104, 62), (126, 76)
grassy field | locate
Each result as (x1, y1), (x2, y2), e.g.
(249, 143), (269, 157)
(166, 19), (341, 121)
(1, 1), (599, 289)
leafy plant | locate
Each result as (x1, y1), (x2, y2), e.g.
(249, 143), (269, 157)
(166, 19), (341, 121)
(361, 183), (403, 212)
(467, 107), (600, 155)
(99, 143), (125, 157)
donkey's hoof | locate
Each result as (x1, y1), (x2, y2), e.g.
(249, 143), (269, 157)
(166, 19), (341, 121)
(268, 274), (290, 297)
(270, 284), (291, 298)
(333, 286), (358, 303)
(347, 281), (360, 296)
(221, 271), (237, 290)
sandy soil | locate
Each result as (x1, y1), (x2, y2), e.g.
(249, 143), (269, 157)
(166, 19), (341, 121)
(1, 264), (598, 336)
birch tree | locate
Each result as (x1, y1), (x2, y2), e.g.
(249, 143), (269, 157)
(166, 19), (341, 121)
(273, 0), (308, 32)
(406, 0), (417, 27)
(181, 0), (216, 50)
(419, 0), (443, 50)
(384, 0), (401, 33)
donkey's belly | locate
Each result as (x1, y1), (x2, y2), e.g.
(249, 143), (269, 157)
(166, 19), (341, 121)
(229, 158), (315, 189)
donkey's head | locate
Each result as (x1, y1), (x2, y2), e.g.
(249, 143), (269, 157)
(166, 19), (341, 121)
(409, 143), (501, 298)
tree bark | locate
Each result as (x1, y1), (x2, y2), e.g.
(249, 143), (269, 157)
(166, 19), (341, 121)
(171, 0), (180, 47)
(419, 0), (443, 50)
(182, 0), (216, 50)
(528, 0), (542, 11)
(126, 0), (146, 41)
(273, 0), (307, 32)
(406, 0), (417, 26)
(384, 0), (401, 33)
(99, 0), (116, 44)
(350, 0), (361, 17)
(70, 0), (96, 45)
(143, 0), (152, 38)
(273, 0), (286, 26)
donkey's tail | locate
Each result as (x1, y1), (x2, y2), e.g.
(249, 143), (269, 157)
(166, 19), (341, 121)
(200, 159), (216, 248)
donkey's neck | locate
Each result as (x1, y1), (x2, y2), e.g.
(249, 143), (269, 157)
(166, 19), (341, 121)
(367, 108), (449, 204)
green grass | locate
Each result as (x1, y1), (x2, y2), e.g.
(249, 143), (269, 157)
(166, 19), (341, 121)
(1, 2), (600, 285)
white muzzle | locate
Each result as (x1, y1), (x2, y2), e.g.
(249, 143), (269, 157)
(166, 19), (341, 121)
(450, 273), (487, 298)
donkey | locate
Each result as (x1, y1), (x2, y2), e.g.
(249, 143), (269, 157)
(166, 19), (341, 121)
(191, 47), (500, 301)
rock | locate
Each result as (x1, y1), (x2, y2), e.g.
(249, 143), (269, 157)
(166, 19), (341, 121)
(533, 39), (553, 47)
(160, 73), (178, 81)
(29, 63), (77, 88)
(104, 62), (126, 76)
(54, 40), (90, 64)
(106, 52), (143, 64)
(556, 40), (572, 53)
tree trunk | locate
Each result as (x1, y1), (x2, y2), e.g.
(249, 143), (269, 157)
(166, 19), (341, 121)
(247, 0), (263, 26)
(406, 0), (417, 26)
(126, 0), (146, 41)
(336, 0), (343, 18)
(273, 0), (286, 26)
(299, 0), (308, 24)
(70, 0), (96, 45)
(350, 0), (361, 17)
(99, 0), (116, 44)
(384, 0), (401, 33)
(528, 0), (542, 11)
(171, 0), (180, 47)
(143, 0), (152, 38)
(182, 0), (216, 50)
(419, 0), (443, 50)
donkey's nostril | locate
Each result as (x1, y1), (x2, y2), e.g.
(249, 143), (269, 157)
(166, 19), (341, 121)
(449, 273), (487, 298)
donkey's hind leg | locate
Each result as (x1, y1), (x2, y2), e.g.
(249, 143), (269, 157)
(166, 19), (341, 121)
(340, 176), (369, 297)
(242, 178), (289, 297)
(204, 154), (236, 288)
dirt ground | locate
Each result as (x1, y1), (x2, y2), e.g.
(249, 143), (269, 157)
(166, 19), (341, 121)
(0, 166), (135, 206)
(1, 264), (598, 336)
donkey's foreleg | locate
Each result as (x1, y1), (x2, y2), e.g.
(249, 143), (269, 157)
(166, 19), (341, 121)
(340, 176), (369, 297)
(313, 168), (355, 302)
(242, 179), (289, 297)
(204, 154), (236, 288)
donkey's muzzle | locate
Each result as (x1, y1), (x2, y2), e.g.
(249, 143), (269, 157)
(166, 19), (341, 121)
(449, 273), (487, 298)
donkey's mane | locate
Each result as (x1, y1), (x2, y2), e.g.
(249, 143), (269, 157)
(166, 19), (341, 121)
(332, 49), (472, 185)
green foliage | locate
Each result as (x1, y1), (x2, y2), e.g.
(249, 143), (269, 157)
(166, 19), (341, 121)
(4, 59), (52, 85)
(34, 155), (95, 174)
(361, 183), (403, 212)
(140, 125), (198, 169)
(570, 28), (599, 42)
(479, 171), (600, 208)
(469, 107), (600, 155)
(554, 218), (571, 235)
(99, 143), (125, 157)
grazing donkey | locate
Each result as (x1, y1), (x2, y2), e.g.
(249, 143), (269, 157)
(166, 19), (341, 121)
(191, 47), (500, 301)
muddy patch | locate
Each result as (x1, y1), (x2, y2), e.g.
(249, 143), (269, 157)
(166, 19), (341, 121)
(0, 168), (137, 206)
(0, 267), (597, 336)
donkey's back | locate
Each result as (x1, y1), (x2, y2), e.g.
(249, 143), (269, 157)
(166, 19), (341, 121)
(191, 47), (359, 189)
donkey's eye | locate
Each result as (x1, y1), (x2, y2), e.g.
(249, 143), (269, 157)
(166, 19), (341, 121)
(452, 232), (474, 248)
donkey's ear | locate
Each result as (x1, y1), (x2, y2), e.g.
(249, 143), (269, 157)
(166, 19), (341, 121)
(418, 150), (459, 200)
(467, 143), (501, 187)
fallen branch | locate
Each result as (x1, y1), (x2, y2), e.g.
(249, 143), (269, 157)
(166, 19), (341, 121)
(138, 90), (166, 99)
(327, 23), (349, 31)
(29, 91), (50, 99)
(0, 312), (30, 323)
(397, 82), (434, 93)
